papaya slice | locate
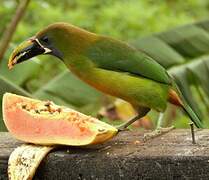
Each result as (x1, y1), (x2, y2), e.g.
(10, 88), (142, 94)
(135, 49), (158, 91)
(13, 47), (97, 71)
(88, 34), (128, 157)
(2, 93), (118, 146)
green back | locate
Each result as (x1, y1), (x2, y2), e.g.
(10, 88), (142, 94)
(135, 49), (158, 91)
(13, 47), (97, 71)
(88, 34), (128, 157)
(85, 37), (171, 85)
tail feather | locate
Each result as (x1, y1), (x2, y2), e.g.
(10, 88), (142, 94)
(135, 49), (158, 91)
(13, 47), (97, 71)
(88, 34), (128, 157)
(182, 103), (203, 128)
(168, 81), (203, 128)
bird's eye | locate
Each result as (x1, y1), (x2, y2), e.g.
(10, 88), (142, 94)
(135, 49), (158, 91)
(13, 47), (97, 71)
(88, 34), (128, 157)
(41, 36), (49, 43)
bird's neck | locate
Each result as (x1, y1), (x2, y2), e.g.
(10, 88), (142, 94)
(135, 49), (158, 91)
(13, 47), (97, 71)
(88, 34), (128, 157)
(63, 54), (95, 79)
(61, 28), (99, 78)
(63, 26), (99, 56)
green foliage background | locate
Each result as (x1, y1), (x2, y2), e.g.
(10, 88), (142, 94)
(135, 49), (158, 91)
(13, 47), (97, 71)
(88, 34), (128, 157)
(0, 0), (209, 130)
(1, 0), (208, 41)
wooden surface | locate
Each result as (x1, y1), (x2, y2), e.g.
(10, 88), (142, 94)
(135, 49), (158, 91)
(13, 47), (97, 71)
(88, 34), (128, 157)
(1, 129), (209, 179)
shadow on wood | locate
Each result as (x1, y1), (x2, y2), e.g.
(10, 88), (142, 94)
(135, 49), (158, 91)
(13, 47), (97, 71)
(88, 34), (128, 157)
(1, 129), (209, 179)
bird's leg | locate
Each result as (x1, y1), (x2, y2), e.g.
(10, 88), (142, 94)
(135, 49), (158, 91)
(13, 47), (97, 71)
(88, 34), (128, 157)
(156, 112), (165, 128)
(143, 112), (174, 141)
(117, 107), (150, 131)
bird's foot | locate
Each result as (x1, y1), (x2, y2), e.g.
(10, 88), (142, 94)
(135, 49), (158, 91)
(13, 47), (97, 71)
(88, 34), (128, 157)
(143, 126), (175, 142)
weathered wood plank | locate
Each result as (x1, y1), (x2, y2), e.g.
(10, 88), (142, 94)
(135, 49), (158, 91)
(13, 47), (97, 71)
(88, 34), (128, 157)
(1, 129), (209, 179)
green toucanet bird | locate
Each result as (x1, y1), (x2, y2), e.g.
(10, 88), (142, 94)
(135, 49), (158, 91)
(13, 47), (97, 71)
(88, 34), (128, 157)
(8, 23), (203, 130)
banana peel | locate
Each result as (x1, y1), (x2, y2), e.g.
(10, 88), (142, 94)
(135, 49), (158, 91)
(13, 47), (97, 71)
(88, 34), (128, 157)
(8, 144), (54, 180)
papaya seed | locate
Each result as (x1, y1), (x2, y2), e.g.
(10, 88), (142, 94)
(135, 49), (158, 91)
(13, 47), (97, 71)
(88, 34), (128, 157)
(44, 101), (51, 107)
(21, 104), (27, 109)
(35, 110), (40, 114)
(57, 108), (62, 113)
(98, 128), (105, 132)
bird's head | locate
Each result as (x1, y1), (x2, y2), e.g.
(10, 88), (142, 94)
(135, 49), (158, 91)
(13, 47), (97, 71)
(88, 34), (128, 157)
(8, 22), (96, 69)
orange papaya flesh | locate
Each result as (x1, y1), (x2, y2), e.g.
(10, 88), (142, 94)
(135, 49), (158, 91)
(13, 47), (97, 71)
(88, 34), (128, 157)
(2, 93), (118, 146)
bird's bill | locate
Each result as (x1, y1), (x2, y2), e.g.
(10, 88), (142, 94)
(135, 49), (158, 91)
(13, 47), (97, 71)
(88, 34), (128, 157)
(8, 38), (52, 70)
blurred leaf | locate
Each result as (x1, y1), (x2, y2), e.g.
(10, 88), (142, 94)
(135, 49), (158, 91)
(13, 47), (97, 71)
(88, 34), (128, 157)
(0, 75), (31, 97)
(197, 20), (209, 32)
(157, 25), (209, 59)
(33, 70), (103, 115)
(0, 57), (42, 87)
(131, 36), (185, 68)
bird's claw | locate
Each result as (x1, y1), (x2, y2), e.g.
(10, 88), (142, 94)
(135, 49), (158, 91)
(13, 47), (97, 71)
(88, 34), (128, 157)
(143, 126), (174, 142)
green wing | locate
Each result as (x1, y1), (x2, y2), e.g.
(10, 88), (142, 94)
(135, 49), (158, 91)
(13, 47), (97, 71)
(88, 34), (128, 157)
(86, 37), (171, 85)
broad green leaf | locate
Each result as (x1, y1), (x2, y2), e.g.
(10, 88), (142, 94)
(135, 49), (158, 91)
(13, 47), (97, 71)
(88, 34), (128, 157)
(196, 20), (209, 33)
(157, 25), (209, 59)
(34, 70), (103, 115)
(0, 45), (42, 87)
(131, 36), (185, 68)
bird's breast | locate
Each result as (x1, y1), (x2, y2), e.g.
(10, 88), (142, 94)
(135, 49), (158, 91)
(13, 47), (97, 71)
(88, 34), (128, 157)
(68, 63), (170, 112)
